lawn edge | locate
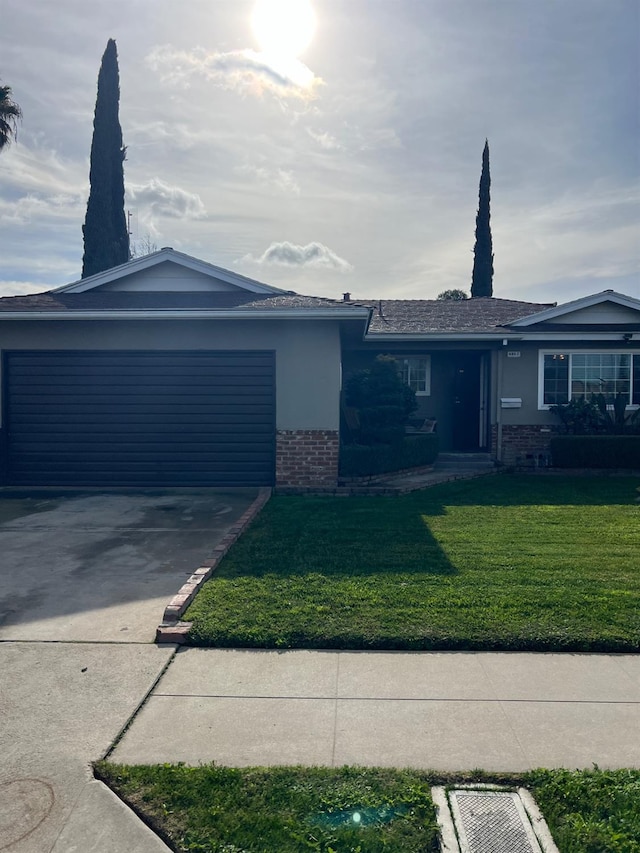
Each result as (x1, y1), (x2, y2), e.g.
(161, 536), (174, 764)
(155, 487), (272, 644)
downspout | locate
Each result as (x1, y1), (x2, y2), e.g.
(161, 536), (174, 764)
(496, 345), (504, 464)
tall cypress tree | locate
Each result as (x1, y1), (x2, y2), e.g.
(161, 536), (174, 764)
(470, 139), (494, 298)
(82, 39), (129, 278)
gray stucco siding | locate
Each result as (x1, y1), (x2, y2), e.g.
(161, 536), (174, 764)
(497, 344), (554, 425)
(0, 318), (342, 431)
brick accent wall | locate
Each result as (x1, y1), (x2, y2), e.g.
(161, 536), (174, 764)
(276, 430), (340, 487)
(493, 424), (560, 466)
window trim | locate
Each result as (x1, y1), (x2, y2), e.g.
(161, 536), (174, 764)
(538, 349), (640, 410)
(397, 355), (431, 396)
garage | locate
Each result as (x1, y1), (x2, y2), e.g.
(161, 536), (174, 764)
(4, 350), (275, 486)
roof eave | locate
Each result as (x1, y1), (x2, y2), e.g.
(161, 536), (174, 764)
(0, 308), (372, 321)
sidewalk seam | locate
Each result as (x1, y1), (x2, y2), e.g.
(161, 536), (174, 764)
(100, 645), (179, 762)
(331, 653), (341, 767)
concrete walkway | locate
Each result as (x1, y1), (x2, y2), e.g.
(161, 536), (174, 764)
(111, 648), (640, 772)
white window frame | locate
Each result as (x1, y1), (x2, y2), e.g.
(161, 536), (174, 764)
(538, 349), (640, 410)
(398, 355), (431, 396)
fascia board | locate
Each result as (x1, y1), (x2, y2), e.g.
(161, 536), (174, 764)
(0, 309), (372, 321)
(364, 333), (522, 341)
(53, 249), (291, 296)
(516, 332), (639, 341)
(510, 291), (640, 327)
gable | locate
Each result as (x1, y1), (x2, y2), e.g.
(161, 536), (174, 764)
(509, 290), (640, 329)
(53, 247), (286, 296)
(97, 261), (240, 292)
(536, 302), (640, 326)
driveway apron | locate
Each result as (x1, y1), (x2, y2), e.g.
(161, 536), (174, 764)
(0, 488), (259, 852)
(0, 488), (259, 642)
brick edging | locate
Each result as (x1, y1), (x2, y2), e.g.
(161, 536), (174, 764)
(155, 487), (272, 644)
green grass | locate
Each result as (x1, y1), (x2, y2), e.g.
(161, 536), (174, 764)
(95, 764), (640, 852)
(527, 768), (640, 853)
(184, 475), (640, 652)
(95, 764), (440, 852)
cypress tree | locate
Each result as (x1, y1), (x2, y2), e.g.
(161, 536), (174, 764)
(81, 39), (129, 278)
(470, 139), (494, 298)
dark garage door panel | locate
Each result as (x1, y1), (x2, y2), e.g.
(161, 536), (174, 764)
(5, 351), (275, 486)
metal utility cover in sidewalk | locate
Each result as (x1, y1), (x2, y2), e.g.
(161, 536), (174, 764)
(449, 790), (543, 853)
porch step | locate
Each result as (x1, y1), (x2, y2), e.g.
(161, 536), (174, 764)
(433, 453), (495, 471)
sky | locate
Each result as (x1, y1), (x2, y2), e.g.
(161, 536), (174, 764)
(1, 0), (638, 303)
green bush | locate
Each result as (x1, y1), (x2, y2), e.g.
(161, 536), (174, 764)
(340, 434), (439, 478)
(345, 355), (417, 445)
(550, 436), (640, 468)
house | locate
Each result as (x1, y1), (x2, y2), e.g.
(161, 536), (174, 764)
(344, 290), (640, 465)
(0, 248), (637, 487)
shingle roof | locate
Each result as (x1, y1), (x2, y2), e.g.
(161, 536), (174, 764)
(349, 297), (553, 334)
(0, 291), (358, 312)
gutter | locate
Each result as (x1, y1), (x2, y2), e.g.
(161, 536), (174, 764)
(0, 308), (372, 321)
(364, 332), (636, 342)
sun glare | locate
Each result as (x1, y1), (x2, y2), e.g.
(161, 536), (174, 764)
(251, 0), (316, 59)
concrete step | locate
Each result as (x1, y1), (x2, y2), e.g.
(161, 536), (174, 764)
(433, 453), (495, 471)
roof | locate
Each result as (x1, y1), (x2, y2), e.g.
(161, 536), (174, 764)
(349, 297), (554, 335)
(0, 291), (357, 313)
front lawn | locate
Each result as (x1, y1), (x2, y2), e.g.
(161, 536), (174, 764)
(95, 764), (640, 853)
(184, 475), (640, 652)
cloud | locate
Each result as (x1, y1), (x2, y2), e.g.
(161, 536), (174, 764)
(306, 128), (342, 150)
(0, 281), (50, 296)
(242, 241), (353, 272)
(236, 162), (300, 195)
(127, 178), (207, 220)
(146, 45), (322, 101)
(0, 192), (83, 225)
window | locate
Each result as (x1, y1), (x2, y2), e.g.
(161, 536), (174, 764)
(399, 356), (430, 395)
(540, 351), (640, 408)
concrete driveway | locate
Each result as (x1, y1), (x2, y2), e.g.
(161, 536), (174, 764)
(0, 488), (259, 642)
(0, 487), (260, 852)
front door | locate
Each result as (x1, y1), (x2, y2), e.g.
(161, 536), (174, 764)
(452, 354), (482, 451)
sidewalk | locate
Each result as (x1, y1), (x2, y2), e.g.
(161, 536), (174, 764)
(109, 648), (640, 772)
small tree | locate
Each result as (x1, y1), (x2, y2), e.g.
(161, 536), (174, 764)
(130, 233), (159, 258)
(437, 289), (468, 300)
(345, 355), (417, 444)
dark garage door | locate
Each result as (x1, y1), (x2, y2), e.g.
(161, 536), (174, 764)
(4, 351), (275, 486)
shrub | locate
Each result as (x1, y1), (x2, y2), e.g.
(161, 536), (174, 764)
(340, 434), (439, 478)
(550, 436), (640, 468)
(550, 398), (603, 434)
(345, 355), (417, 444)
(551, 394), (640, 436)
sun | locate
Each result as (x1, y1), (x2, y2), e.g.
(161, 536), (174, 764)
(251, 0), (316, 60)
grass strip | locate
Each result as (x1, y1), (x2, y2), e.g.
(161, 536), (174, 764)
(95, 763), (440, 852)
(527, 767), (640, 853)
(184, 475), (640, 652)
(95, 763), (640, 852)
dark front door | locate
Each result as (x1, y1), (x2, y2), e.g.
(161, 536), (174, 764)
(452, 353), (481, 451)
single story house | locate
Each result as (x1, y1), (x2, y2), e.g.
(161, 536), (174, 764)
(0, 248), (638, 487)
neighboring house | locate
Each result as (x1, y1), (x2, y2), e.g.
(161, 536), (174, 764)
(0, 248), (637, 487)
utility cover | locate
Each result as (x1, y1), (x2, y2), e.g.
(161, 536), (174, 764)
(449, 790), (543, 853)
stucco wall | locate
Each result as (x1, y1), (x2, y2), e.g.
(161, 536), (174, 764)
(497, 344), (556, 425)
(0, 318), (342, 431)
